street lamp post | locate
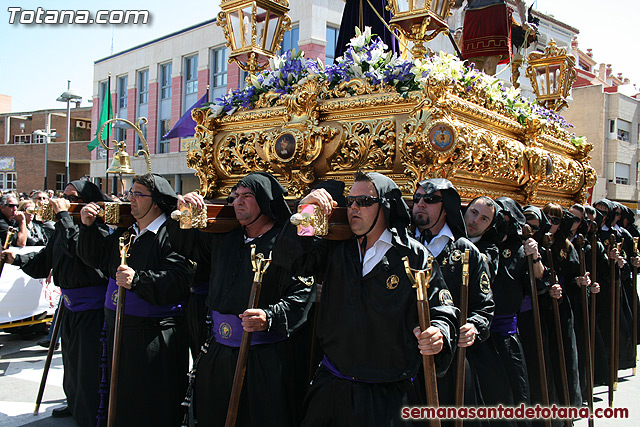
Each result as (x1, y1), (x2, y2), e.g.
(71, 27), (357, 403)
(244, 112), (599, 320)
(56, 80), (82, 188)
(33, 129), (60, 190)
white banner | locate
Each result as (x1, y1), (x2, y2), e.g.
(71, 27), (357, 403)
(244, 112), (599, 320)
(0, 246), (58, 325)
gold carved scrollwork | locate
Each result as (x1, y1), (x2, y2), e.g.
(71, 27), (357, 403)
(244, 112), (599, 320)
(328, 118), (396, 172)
(188, 109), (220, 197)
(216, 132), (272, 177)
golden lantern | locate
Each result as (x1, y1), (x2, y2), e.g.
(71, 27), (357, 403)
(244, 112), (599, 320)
(386, 0), (453, 59)
(525, 39), (577, 112)
(217, 0), (291, 74)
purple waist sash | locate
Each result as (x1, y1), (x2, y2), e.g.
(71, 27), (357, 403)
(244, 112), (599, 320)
(520, 295), (532, 312)
(491, 314), (518, 336)
(321, 355), (377, 383)
(211, 310), (286, 348)
(61, 285), (107, 312)
(105, 278), (183, 318)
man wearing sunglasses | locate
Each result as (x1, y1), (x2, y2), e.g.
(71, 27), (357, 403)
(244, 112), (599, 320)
(411, 179), (513, 419)
(166, 171), (312, 427)
(0, 193), (28, 247)
(274, 171), (458, 426)
(78, 174), (194, 427)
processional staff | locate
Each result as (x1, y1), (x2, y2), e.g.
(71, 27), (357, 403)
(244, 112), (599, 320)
(588, 222), (598, 386)
(633, 237), (638, 376)
(402, 255), (440, 427)
(225, 245), (271, 427)
(607, 233), (619, 407)
(107, 233), (134, 427)
(0, 227), (17, 278)
(521, 225), (551, 427)
(542, 233), (571, 427)
(454, 249), (470, 427)
(33, 303), (65, 415)
(574, 234), (594, 427)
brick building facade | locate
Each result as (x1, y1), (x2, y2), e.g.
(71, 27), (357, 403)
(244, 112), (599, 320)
(0, 107), (92, 194)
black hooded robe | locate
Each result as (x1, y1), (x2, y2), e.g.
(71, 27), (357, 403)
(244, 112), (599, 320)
(77, 176), (193, 427)
(166, 172), (313, 427)
(274, 173), (459, 426)
(13, 180), (110, 427)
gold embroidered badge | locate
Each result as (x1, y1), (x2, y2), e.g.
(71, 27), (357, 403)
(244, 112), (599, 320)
(439, 289), (454, 306)
(386, 275), (399, 290)
(502, 249), (512, 258)
(298, 276), (315, 287)
(480, 271), (491, 294)
(450, 249), (462, 262)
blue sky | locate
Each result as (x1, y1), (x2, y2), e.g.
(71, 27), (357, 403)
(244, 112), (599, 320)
(0, 0), (637, 113)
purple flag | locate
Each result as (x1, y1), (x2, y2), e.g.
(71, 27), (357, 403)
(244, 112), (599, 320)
(163, 93), (208, 139)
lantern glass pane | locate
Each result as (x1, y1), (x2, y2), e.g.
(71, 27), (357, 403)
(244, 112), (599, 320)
(265, 14), (279, 51)
(241, 7), (253, 47)
(230, 10), (242, 49)
(397, 0), (410, 13)
(414, 0), (427, 11)
(255, 7), (267, 49)
(535, 66), (547, 96)
(549, 63), (561, 96)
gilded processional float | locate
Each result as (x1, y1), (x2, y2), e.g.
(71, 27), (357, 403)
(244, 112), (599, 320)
(184, 0), (595, 207)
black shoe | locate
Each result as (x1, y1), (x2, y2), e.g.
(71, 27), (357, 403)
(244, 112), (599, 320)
(52, 406), (72, 418)
(38, 340), (60, 350)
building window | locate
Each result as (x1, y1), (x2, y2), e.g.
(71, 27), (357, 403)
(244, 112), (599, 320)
(609, 120), (615, 133)
(158, 119), (171, 153)
(279, 27), (299, 54)
(160, 63), (172, 99)
(138, 69), (149, 105)
(0, 172), (17, 191)
(617, 119), (631, 142)
(615, 162), (630, 185)
(118, 75), (128, 109)
(14, 135), (31, 144)
(32, 133), (46, 144)
(326, 26), (339, 65)
(184, 55), (199, 112)
(56, 173), (65, 191)
(185, 55), (198, 94)
(210, 47), (228, 100)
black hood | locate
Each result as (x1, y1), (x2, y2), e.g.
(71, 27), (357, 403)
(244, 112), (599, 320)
(238, 172), (291, 225)
(621, 205), (640, 237)
(464, 196), (503, 244)
(523, 205), (550, 243)
(495, 197), (526, 237)
(148, 174), (178, 215)
(560, 208), (577, 238)
(416, 178), (467, 239)
(593, 198), (616, 228)
(70, 180), (111, 203)
(313, 179), (346, 207)
(367, 172), (411, 243)
(574, 206), (590, 238)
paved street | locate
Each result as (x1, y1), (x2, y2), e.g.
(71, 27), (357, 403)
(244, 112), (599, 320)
(0, 327), (637, 426)
(0, 330), (73, 427)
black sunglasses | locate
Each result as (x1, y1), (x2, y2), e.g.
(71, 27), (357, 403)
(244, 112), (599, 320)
(548, 216), (562, 225)
(346, 195), (380, 208)
(528, 224), (540, 231)
(5, 203), (17, 208)
(63, 194), (82, 203)
(413, 194), (443, 205)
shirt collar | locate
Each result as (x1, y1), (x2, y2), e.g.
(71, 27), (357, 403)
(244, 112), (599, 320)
(133, 212), (167, 238)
